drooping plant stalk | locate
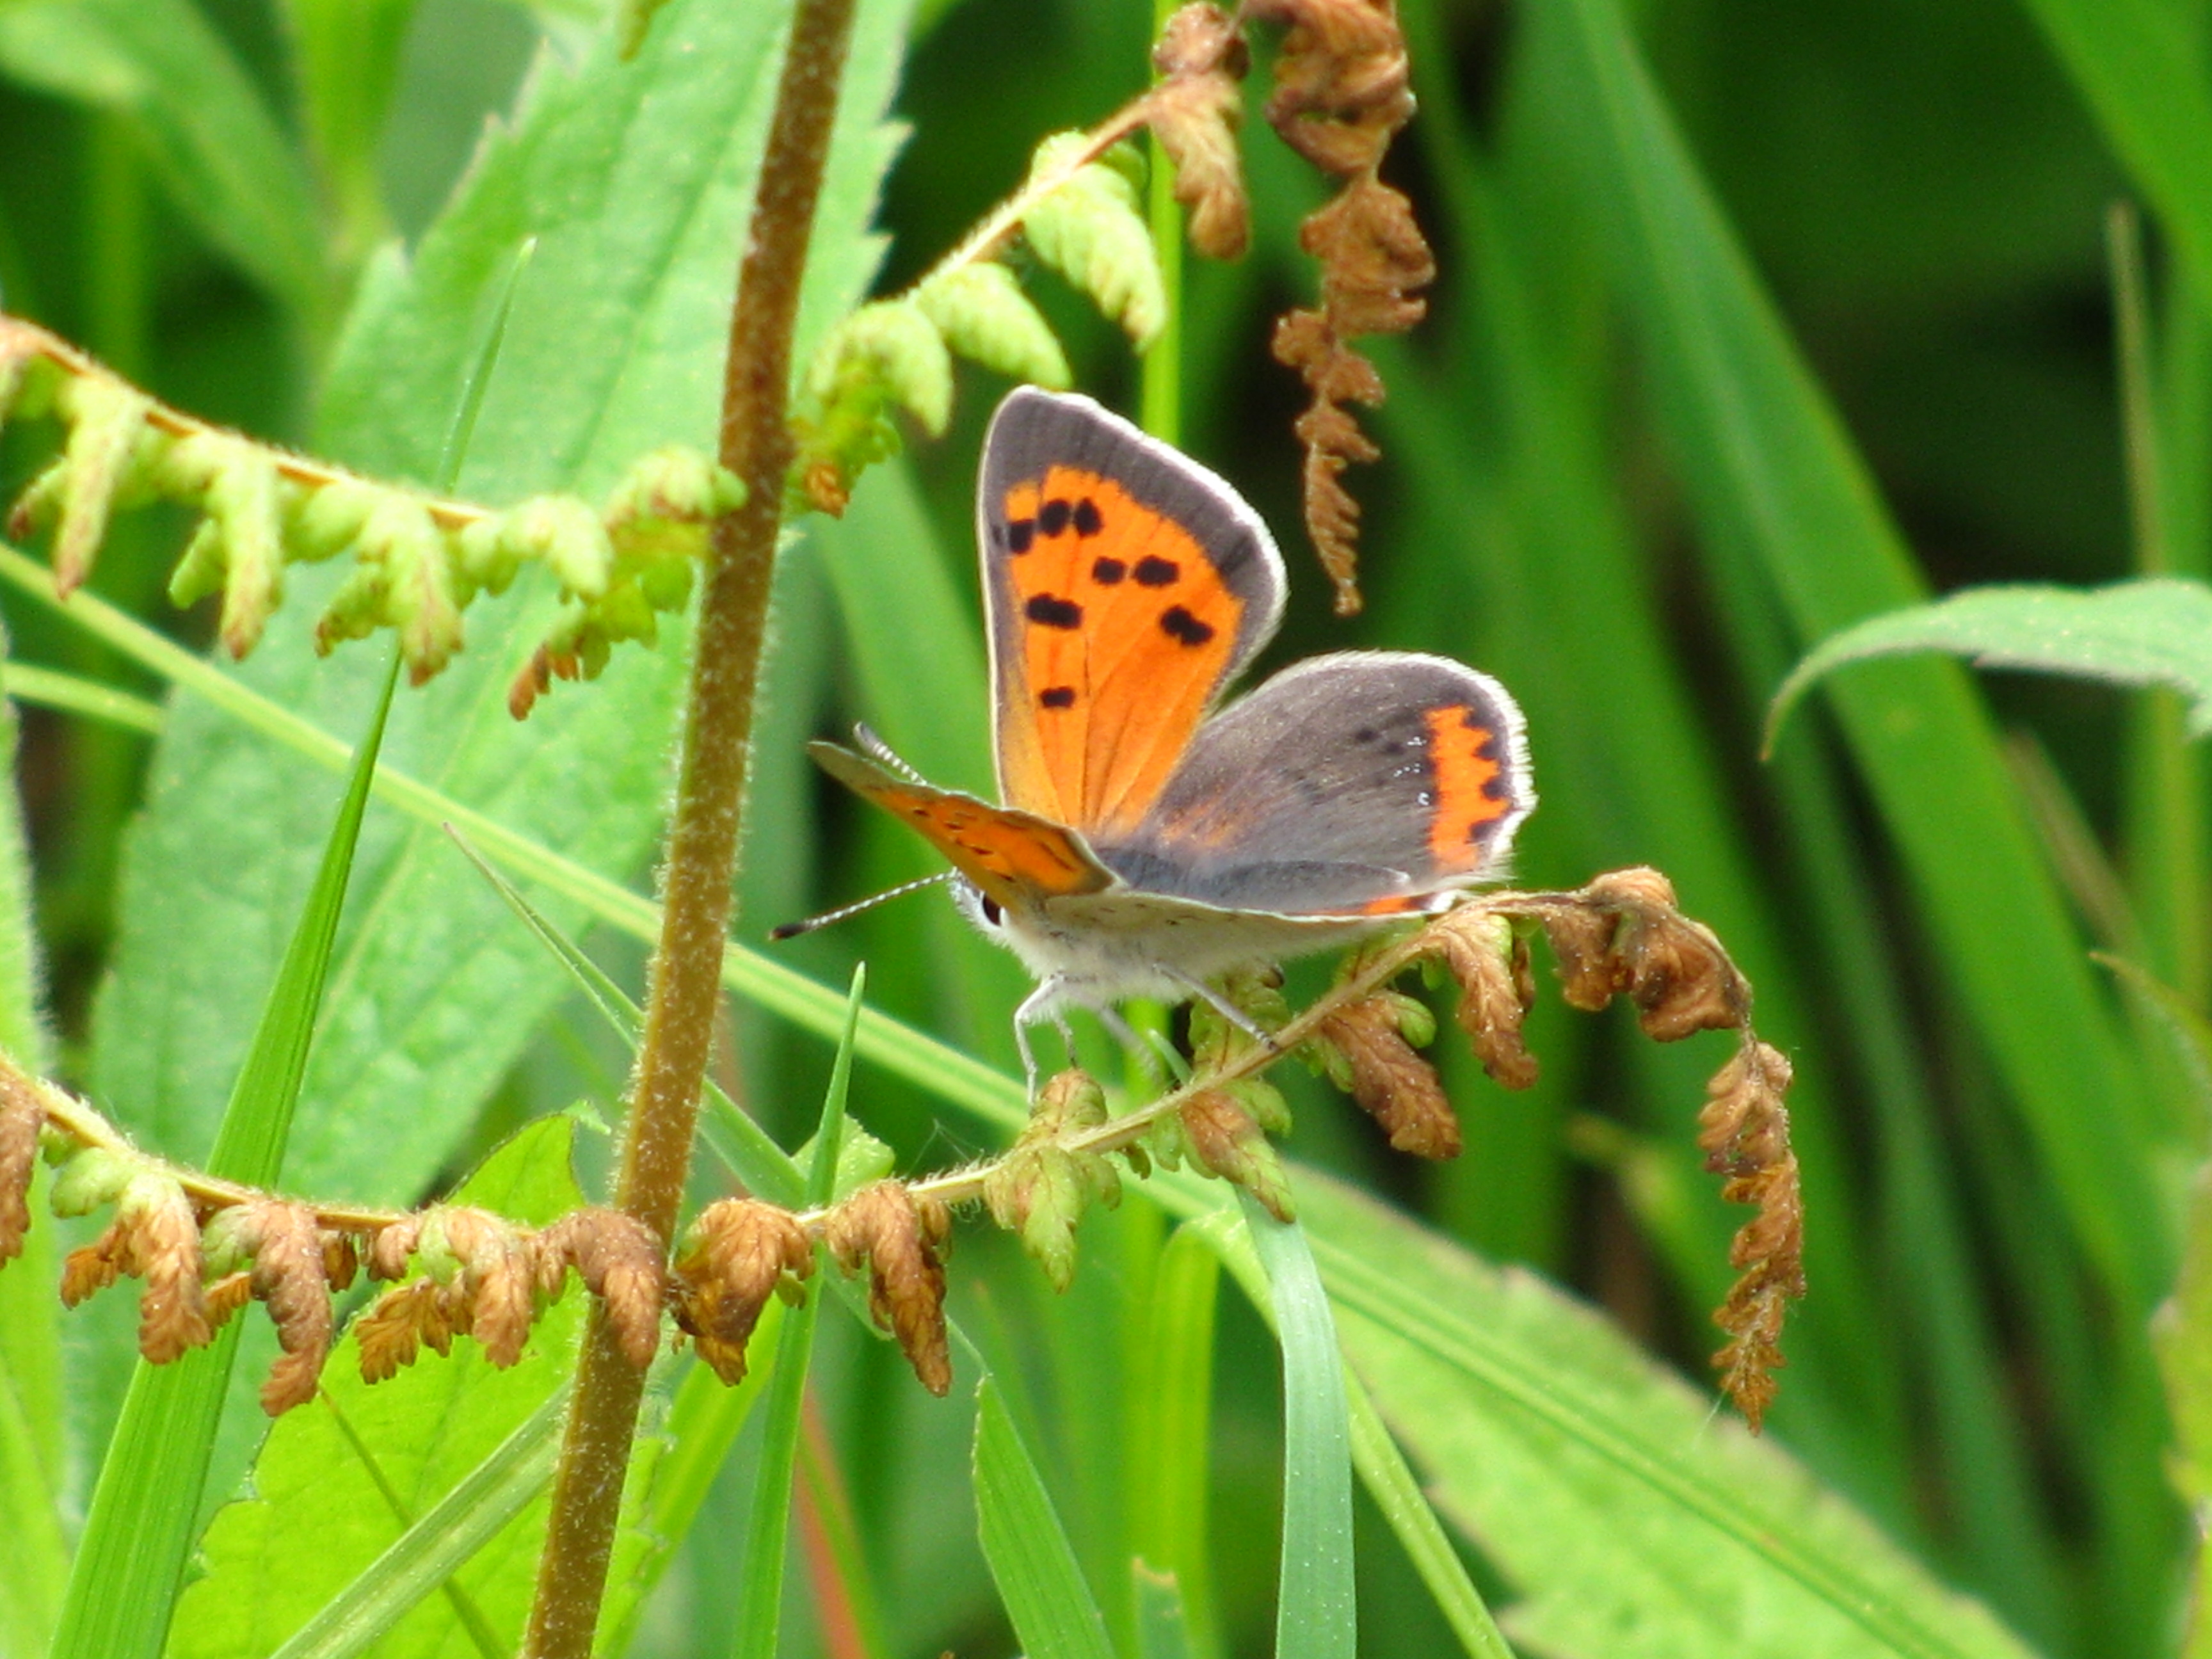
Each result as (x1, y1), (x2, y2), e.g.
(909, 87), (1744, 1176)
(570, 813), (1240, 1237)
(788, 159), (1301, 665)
(521, 1), (862, 1652)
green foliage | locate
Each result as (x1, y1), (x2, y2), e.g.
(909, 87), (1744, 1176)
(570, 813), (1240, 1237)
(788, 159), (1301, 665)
(0, 0), (2208, 1656)
(170, 1116), (589, 1659)
(1770, 577), (2212, 744)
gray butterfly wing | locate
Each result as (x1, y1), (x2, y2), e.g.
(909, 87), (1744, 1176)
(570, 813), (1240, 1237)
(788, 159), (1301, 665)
(1094, 650), (1536, 915)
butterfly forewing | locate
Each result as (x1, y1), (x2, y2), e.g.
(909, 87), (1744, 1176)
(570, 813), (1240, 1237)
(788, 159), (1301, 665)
(978, 389), (1285, 839)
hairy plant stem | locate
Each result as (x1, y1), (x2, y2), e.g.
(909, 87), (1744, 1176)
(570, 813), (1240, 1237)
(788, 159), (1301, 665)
(521, 1), (861, 1653)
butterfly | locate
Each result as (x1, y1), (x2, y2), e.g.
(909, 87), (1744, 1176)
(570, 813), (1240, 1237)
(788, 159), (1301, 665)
(803, 387), (1536, 1091)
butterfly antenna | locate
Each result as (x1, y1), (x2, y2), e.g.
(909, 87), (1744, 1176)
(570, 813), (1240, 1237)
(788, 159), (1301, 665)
(853, 722), (929, 783)
(768, 870), (956, 940)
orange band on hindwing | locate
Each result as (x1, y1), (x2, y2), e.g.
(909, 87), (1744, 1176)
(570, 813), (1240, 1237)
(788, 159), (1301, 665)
(1423, 704), (1513, 872)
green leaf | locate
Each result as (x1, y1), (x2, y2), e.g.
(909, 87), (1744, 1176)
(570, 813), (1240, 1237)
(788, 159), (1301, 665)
(1540, 0), (2165, 1318)
(86, 0), (911, 1226)
(1768, 579), (2212, 748)
(731, 966), (865, 1659)
(54, 658), (398, 1659)
(1294, 1170), (2036, 1659)
(167, 1114), (590, 1659)
(0, 541), (1026, 1141)
(0, 0), (326, 321)
(972, 1373), (1117, 1659)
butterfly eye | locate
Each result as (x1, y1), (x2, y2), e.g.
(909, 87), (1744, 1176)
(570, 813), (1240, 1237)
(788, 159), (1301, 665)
(980, 895), (1004, 927)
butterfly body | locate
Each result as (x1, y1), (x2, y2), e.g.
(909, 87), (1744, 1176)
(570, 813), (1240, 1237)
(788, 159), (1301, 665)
(812, 389), (1535, 1087)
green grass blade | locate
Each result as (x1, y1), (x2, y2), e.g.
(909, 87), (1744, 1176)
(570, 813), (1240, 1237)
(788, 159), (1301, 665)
(0, 0), (327, 321)
(973, 1372), (1118, 1659)
(0, 662), (162, 734)
(0, 621), (61, 1659)
(1343, 1377), (1514, 1659)
(52, 657), (398, 1659)
(1541, 0), (2163, 1312)
(2012, 0), (2212, 289)
(1237, 1196), (1356, 1659)
(1126, 1225), (1224, 1659)
(1768, 578), (2212, 748)
(1134, 1564), (1193, 1659)
(729, 967), (865, 1659)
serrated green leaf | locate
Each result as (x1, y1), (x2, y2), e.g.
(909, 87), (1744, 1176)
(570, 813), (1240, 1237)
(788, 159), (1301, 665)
(87, 0), (911, 1242)
(167, 1115), (588, 1659)
(1294, 1171), (2036, 1659)
(915, 261), (1071, 389)
(1769, 578), (2212, 748)
(1023, 135), (1166, 348)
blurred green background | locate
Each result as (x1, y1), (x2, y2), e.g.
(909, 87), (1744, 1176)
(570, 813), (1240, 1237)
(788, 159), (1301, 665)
(0, 0), (2202, 1654)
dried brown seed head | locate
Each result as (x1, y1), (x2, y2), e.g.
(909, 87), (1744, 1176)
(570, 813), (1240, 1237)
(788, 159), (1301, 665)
(1698, 1041), (1804, 1431)
(356, 1279), (464, 1384)
(0, 1068), (42, 1264)
(367, 1216), (423, 1281)
(424, 1207), (536, 1369)
(1148, 6), (1251, 260)
(1180, 1087), (1295, 1221)
(671, 1198), (813, 1386)
(114, 1173), (212, 1364)
(824, 1182), (952, 1396)
(1315, 994), (1459, 1160)
(538, 1207), (667, 1370)
(1427, 910), (1540, 1089)
(227, 1201), (336, 1415)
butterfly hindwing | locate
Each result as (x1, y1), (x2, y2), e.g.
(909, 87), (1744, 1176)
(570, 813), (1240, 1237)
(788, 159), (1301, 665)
(1095, 652), (1536, 915)
(977, 389), (1286, 840)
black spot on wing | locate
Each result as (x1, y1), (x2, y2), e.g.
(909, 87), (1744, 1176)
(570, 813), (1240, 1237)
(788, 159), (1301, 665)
(1073, 498), (1103, 536)
(1039, 685), (1076, 709)
(1159, 605), (1215, 646)
(1026, 594), (1084, 629)
(1091, 556), (1127, 585)
(1133, 556), (1180, 587)
(1039, 499), (1072, 537)
(1006, 518), (1036, 554)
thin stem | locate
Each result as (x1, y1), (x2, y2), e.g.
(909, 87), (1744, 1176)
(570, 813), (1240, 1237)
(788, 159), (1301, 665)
(521, 2), (862, 1654)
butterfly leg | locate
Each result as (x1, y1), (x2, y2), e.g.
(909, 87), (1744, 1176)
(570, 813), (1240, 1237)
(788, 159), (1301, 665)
(1095, 1006), (1176, 1092)
(1012, 977), (1071, 1098)
(1167, 970), (1282, 1059)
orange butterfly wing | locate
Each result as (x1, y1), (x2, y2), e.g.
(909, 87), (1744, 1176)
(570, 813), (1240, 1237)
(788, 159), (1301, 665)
(806, 740), (1113, 911)
(978, 390), (1285, 840)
